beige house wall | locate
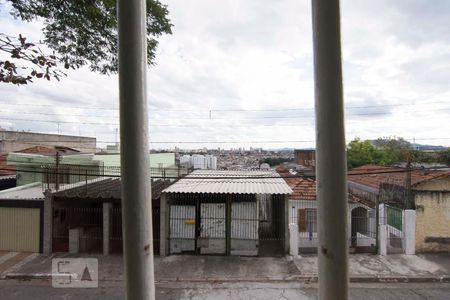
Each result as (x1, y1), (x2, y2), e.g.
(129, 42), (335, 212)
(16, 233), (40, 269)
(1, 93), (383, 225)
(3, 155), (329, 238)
(414, 176), (450, 252)
(0, 207), (40, 252)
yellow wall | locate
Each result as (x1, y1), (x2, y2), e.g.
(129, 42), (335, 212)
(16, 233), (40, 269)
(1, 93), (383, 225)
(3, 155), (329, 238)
(415, 188), (450, 252)
(0, 207), (40, 252)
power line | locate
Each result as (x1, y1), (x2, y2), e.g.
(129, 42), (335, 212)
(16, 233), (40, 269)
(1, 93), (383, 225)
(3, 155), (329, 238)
(0, 109), (448, 126)
(2, 100), (448, 112)
(0, 107), (449, 120)
(1, 165), (447, 179)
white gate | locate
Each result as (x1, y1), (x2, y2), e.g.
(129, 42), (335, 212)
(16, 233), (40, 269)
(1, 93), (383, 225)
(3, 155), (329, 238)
(199, 203), (226, 254)
(231, 202), (258, 256)
(170, 205), (196, 254)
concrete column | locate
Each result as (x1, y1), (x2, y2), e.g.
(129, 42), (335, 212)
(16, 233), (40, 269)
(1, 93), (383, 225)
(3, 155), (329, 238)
(378, 224), (387, 256)
(103, 202), (112, 255)
(69, 227), (83, 254)
(404, 209), (416, 255)
(284, 195), (290, 254)
(289, 223), (299, 257)
(43, 191), (53, 254)
(160, 193), (169, 256)
(379, 204), (386, 225)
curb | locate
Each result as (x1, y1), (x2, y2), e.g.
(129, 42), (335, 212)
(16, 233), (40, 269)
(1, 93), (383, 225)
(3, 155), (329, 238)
(2, 273), (449, 283)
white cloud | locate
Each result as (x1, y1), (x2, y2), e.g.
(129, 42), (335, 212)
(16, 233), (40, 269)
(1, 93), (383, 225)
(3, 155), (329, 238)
(0, 0), (449, 149)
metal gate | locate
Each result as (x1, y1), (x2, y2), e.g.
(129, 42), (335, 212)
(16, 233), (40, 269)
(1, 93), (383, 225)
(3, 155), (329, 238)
(199, 203), (226, 254)
(385, 205), (404, 253)
(52, 207), (103, 253)
(169, 205), (196, 254)
(168, 193), (280, 256)
(350, 206), (377, 253)
(258, 194), (285, 256)
(231, 202), (258, 256)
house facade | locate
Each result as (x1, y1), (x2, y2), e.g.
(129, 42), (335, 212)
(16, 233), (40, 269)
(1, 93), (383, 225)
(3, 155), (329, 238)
(414, 175), (450, 252)
(282, 172), (376, 254)
(0, 183), (44, 252)
(348, 164), (450, 253)
(160, 170), (292, 256)
(0, 130), (96, 154)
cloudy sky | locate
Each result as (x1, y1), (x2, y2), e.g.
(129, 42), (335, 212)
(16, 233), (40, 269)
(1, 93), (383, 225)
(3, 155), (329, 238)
(1, 0), (449, 150)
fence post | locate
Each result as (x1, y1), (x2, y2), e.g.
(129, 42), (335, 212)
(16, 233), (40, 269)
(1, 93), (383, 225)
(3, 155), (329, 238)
(289, 223), (299, 257)
(378, 224), (387, 256)
(43, 191), (53, 254)
(103, 202), (112, 255)
(404, 209), (416, 255)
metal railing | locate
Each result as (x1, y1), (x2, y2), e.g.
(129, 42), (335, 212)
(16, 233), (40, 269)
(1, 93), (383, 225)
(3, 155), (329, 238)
(39, 164), (191, 191)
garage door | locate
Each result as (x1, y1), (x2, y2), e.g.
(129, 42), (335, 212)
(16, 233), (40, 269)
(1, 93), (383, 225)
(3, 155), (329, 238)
(0, 207), (40, 252)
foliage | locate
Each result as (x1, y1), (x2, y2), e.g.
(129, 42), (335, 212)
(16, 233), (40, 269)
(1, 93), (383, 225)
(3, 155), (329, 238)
(347, 137), (450, 168)
(347, 138), (383, 168)
(374, 137), (411, 165)
(0, 33), (64, 84)
(436, 149), (450, 166)
(1, 0), (172, 84)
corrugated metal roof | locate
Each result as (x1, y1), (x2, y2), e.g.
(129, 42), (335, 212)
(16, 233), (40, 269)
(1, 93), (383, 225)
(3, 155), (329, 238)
(0, 182), (44, 200)
(162, 170), (293, 195)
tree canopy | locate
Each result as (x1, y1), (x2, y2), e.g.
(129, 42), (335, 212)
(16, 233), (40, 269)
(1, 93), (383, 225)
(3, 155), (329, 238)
(347, 137), (449, 168)
(347, 138), (383, 168)
(1, 0), (172, 84)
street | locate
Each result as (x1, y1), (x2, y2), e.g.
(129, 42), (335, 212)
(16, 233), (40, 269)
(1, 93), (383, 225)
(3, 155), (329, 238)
(0, 280), (449, 300)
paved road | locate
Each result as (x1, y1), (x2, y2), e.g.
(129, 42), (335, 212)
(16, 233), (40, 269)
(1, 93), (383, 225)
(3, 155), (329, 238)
(0, 280), (449, 299)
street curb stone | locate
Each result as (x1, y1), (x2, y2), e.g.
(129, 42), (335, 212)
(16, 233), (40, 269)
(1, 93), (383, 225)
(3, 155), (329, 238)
(2, 273), (449, 283)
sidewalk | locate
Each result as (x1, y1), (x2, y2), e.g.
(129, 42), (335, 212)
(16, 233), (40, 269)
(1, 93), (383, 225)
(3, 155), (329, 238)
(2, 253), (449, 283)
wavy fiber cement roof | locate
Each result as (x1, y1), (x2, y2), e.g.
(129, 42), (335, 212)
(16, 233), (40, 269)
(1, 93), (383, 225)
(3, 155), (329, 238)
(162, 170), (293, 194)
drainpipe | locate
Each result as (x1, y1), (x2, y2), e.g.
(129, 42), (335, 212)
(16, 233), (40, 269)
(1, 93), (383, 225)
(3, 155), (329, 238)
(311, 0), (349, 299)
(117, 0), (155, 299)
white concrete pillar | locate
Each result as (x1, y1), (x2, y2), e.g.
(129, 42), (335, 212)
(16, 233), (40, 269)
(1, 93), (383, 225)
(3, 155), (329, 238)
(69, 227), (83, 254)
(378, 224), (387, 256)
(289, 223), (299, 257)
(103, 202), (112, 255)
(379, 203), (385, 225)
(404, 209), (416, 255)
(284, 195), (290, 254)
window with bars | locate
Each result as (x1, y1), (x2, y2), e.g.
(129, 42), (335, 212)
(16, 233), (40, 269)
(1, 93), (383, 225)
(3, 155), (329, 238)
(298, 208), (317, 233)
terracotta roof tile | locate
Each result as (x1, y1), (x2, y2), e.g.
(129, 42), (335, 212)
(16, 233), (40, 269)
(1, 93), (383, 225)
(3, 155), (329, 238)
(283, 177), (316, 200)
(348, 164), (450, 190)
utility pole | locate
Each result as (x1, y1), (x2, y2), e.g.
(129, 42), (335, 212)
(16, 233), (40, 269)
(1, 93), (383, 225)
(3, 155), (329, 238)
(117, 0), (155, 299)
(311, 0), (349, 299)
(405, 152), (413, 209)
(55, 151), (60, 191)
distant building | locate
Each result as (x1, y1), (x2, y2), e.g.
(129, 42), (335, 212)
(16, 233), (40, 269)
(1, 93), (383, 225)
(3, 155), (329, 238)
(294, 149), (315, 167)
(7, 146), (100, 186)
(105, 144), (120, 154)
(180, 154), (217, 170)
(0, 130), (96, 154)
(260, 163), (270, 170)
